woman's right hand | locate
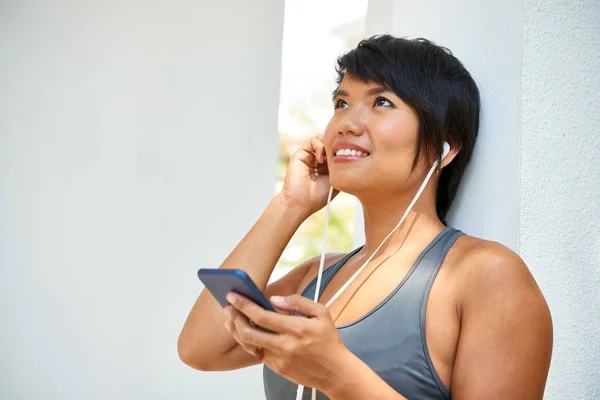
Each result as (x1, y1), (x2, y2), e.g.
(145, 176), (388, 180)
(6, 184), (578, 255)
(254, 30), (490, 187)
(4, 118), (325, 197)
(279, 135), (339, 218)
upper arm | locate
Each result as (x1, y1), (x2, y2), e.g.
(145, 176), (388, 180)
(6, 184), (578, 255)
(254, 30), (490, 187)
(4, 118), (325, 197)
(451, 243), (553, 399)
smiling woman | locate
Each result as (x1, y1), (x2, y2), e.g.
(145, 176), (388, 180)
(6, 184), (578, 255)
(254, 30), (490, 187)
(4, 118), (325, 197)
(178, 35), (553, 400)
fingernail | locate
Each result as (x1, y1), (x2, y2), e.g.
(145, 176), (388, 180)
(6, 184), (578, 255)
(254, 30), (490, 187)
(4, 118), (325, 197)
(224, 306), (232, 318)
(224, 321), (231, 332)
(226, 293), (236, 305)
(270, 296), (285, 306)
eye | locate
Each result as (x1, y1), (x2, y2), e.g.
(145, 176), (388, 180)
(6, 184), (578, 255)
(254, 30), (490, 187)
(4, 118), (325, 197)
(374, 96), (394, 108)
(333, 99), (348, 109)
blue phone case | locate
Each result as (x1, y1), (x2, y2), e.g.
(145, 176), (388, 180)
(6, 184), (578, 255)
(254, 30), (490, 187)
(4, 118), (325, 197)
(197, 268), (276, 312)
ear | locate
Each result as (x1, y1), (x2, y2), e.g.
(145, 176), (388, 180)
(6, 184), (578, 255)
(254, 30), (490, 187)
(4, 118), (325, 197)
(440, 140), (461, 169)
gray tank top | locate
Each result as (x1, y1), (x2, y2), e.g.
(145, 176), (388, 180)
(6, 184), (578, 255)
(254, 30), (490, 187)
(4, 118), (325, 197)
(263, 226), (463, 400)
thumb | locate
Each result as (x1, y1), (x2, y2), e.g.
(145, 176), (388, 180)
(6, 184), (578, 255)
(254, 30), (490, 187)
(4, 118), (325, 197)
(270, 294), (326, 319)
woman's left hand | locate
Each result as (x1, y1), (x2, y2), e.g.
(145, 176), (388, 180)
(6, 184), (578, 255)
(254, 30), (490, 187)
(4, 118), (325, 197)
(223, 292), (349, 392)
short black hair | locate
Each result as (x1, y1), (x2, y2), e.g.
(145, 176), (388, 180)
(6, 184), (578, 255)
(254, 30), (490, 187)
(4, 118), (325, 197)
(335, 35), (480, 224)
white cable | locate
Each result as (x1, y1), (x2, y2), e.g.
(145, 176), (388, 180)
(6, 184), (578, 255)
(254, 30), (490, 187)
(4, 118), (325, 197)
(296, 185), (335, 400)
(324, 160), (438, 308)
(314, 185), (335, 303)
(297, 151), (444, 400)
(296, 383), (304, 400)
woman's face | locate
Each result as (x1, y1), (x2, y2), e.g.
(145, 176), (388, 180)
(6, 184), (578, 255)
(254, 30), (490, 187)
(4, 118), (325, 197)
(323, 74), (430, 197)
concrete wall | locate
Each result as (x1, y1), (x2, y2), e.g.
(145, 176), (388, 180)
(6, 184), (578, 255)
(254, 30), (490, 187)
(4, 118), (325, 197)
(0, 1), (283, 399)
(520, 0), (600, 397)
(363, 0), (600, 398)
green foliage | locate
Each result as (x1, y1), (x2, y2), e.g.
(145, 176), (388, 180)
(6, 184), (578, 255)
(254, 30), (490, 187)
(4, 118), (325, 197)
(302, 206), (355, 258)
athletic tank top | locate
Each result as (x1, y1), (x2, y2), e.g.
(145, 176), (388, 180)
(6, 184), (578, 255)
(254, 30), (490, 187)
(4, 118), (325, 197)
(263, 226), (463, 399)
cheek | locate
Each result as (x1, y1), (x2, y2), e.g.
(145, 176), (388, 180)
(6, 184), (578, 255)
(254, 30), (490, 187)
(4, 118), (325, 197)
(371, 116), (419, 166)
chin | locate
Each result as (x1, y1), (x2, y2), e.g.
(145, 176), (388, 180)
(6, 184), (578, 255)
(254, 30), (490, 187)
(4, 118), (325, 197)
(329, 172), (370, 196)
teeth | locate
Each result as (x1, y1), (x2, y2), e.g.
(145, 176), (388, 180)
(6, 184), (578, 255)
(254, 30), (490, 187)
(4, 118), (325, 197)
(335, 148), (369, 157)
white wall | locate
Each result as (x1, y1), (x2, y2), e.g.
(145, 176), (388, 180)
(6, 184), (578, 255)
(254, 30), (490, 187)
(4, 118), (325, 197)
(0, 1), (283, 399)
(364, 0), (600, 398)
(520, 0), (600, 398)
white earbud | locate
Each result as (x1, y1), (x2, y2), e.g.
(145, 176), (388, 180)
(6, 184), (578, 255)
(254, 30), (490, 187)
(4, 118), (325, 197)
(442, 141), (451, 160)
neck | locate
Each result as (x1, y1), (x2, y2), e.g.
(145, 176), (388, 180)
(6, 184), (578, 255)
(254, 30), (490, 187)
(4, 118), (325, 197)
(356, 186), (445, 258)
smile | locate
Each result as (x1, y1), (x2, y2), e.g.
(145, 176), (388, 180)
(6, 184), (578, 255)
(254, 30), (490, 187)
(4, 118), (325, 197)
(333, 149), (370, 163)
(332, 141), (371, 163)
(335, 148), (370, 157)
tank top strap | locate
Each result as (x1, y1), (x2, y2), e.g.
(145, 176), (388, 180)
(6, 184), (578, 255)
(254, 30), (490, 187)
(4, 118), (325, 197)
(407, 227), (464, 295)
(301, 246), (364, 302)
(417, 227), (463, 398)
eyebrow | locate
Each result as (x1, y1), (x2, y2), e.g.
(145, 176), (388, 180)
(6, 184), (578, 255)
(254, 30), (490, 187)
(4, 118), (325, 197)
(332, 86), (392, 99)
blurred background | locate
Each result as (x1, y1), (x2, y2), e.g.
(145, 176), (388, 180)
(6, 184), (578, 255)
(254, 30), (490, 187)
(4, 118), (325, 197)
(1, 0), (598, 399)
(273, 0), (366, 277)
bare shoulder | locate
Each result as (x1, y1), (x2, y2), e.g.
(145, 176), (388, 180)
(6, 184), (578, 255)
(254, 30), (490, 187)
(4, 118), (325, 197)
(448, 235), (553, 397)
(452, 235), (540, 290)
(451, 235), (552, 325)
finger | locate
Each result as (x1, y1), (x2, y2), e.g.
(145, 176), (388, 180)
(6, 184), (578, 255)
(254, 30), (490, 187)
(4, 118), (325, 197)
(296, 140), (319, 168)
(226, 306), (268, 356)
(227, 292), (302, 333)
(224, 319), (265, 361)
(225, 307), (284, 350)
(224, 318), (251, 352)
(298, 135), (324, 164)
(298, 135), (321, 152)
(310, 136), (325, 164)
(315, 160), (330, 175)
(270, 294), (328, 319)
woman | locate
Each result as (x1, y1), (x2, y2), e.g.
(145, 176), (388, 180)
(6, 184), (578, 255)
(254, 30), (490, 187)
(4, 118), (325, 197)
(178, 35), (553, 399)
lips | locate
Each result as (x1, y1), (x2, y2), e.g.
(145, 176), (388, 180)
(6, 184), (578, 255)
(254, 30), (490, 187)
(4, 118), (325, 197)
(331, 141), (370, 163)
(332, 141), (370, 156)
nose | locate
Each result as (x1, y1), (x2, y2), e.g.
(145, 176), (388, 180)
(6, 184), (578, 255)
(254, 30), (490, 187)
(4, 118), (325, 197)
(337, 106), (365, 137)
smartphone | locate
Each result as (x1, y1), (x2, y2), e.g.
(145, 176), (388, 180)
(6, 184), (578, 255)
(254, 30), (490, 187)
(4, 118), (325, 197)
(197, 268), (277, 312)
